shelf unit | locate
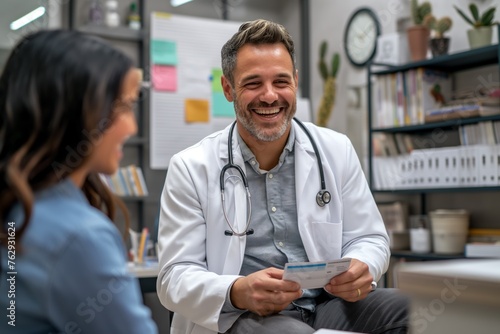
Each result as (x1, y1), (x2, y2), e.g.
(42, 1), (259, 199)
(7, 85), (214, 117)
(367, 27), (500, 261)
(368, 43), (500, 191)
(68, 0), (149, 231)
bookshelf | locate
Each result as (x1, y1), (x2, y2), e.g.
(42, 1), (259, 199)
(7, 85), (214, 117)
(367, 25), (500, 261)
(68, 0), (150, 231)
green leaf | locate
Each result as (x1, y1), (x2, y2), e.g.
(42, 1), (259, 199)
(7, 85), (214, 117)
(454, 5), (475, 27)
(481, 8), (496, 26)
(330, 53), (340, 78)
(469, 3), (479, 21)
(319, 41), (327, 59)
(318, 61), (328, 81)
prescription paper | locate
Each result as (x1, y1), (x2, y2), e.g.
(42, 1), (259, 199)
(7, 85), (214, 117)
(283, 258), (352, 289)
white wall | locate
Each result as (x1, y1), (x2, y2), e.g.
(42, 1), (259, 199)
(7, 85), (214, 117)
(309, 0), (500, 159)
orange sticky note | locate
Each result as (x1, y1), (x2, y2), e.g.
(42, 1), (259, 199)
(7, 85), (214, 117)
(185, 99), (209, 123)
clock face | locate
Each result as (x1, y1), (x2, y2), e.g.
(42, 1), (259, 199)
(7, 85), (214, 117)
(344, 8), (380, 67)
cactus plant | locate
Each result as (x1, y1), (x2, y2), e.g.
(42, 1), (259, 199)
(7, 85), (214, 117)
(411, 0), (432, 25)
(316, 41), (340, 127)
(423, 15), (453, 38)
(454, 3), (496, 28)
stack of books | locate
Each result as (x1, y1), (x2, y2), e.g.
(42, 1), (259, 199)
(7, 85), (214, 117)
(465, 243), (500, 258)
(425, 88), (500, 123)
(424, 104), (480, 123)
(465, 228), (500, 258)
(100, 164), (149, 197)
(372, 68), (452, 128)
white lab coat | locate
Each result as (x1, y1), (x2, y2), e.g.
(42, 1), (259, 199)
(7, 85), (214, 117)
(157, 121), (389, 334)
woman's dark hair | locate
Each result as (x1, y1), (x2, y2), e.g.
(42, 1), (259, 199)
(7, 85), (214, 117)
(0, 29), (134, 247)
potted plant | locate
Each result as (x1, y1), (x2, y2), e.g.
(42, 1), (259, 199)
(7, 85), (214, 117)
(316, 41), (340, 127)
(454, 3), (496, 49)
(407, 0), (432, 61)
(423, 15), (453, 57)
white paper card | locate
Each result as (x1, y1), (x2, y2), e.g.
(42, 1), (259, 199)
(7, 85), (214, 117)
(283, 258), (352, 289)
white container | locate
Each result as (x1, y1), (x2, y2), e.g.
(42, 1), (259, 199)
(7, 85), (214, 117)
(374, 33), (410, 65)
(105, 0), (120, 27)
(409, 215), (432, 253)
(410, 228), (432, 253)
(429, 209), (469, 254)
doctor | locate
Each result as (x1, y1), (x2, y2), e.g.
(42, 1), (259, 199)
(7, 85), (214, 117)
(157, 19), (408, 334)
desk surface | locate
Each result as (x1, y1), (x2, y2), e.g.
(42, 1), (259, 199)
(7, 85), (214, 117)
(128, 260), (159, 278)
(397, 258), (500, 282)
(397, 259), (500, 307)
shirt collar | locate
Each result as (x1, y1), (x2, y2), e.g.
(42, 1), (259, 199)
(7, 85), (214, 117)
(237, 124), (295, 172)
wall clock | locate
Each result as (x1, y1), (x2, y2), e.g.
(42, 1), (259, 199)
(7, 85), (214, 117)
(343, 7), (380, 67)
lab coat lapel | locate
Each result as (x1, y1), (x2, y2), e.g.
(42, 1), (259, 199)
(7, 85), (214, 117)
(294, 124), (316, 213)
(294, 122), (331, 261)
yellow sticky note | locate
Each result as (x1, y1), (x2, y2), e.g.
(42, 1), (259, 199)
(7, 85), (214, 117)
(153, 12), (172, 19)
(185, 99), (209, 123)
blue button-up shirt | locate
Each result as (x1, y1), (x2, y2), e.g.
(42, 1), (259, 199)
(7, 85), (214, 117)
(237, 126), (320, 311)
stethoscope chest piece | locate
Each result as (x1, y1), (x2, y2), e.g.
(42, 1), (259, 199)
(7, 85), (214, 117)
(316, 190), (331, 207)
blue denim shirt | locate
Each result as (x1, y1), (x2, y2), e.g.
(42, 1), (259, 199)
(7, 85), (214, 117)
(0, 179), (157, 333)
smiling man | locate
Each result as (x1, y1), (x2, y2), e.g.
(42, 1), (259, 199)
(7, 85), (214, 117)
(157, 19), (409, 334)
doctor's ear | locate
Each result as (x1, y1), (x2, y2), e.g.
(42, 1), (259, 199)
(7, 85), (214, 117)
(221, 75), (234, 102)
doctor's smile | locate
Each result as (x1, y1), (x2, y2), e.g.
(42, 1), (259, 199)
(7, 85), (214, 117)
(251, 106), (282, 116)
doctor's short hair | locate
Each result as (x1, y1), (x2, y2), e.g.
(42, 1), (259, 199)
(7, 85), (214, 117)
(221, 19), (296, 86)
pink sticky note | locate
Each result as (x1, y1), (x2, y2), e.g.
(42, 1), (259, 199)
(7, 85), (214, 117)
(152, 65), (177, 92)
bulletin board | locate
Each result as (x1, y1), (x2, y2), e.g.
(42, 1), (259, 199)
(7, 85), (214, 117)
(149, 12), (242, 169)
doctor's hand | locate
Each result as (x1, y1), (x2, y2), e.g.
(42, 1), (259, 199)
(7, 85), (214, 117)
(230, 267), (302, 316)
(324, 258), (374, 302)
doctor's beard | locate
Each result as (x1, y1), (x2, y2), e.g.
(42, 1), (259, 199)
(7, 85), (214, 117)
(233, 95), (296, 142)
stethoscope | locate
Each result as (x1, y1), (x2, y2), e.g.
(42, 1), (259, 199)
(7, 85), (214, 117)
(220, 117), (331, 237)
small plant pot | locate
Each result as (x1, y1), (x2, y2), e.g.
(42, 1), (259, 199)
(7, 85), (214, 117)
(407, 25), (430, 61)
(467, 27), (493, 49)
(429, 38), (450, 57)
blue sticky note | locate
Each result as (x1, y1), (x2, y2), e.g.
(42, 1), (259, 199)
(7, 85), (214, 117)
(151, 39), (177, 65)
(212, 92), (233, 118)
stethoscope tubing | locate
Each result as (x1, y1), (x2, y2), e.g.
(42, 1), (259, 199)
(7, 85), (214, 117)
(220, 118), (331, 236)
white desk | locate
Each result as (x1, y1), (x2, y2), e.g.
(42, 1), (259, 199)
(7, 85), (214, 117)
(396, 259), (500, 334)
(128, 260), (159, 293)
(128, 260), (159, 278)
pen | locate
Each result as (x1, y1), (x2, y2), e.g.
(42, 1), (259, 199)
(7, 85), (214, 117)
(137, 227), (149, 264)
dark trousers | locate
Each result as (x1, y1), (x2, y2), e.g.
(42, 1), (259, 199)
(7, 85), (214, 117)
(224, 289), (409, 334)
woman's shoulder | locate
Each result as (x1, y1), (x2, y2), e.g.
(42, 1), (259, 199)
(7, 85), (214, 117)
(16, 180), (121, 255)
(39, 182), (111, 227)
